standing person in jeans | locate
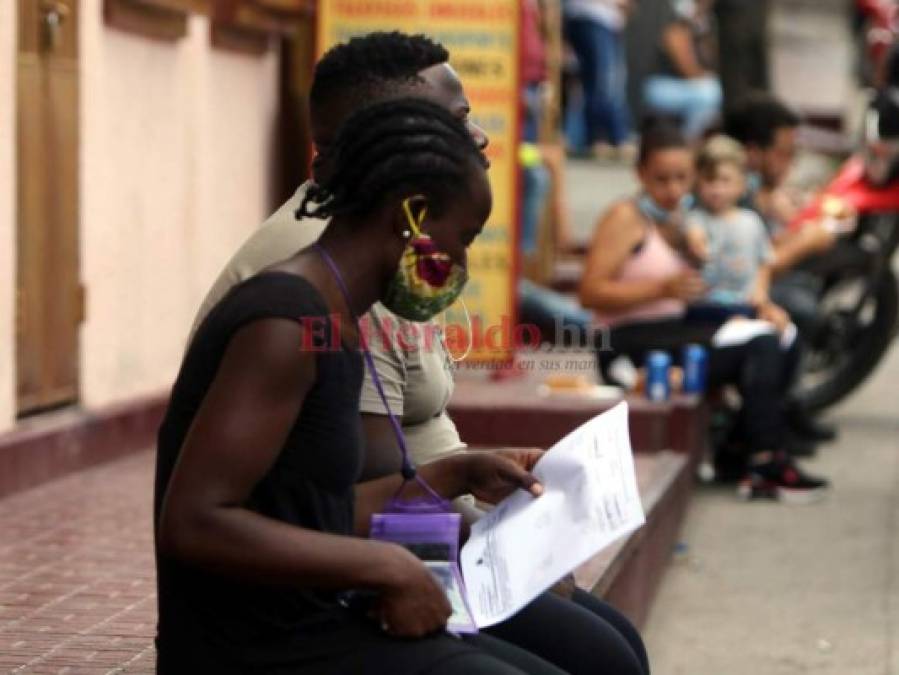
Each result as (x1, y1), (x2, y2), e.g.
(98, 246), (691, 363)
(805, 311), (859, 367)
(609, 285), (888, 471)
(564, 0), (634, 158)
(520, 0), (553, 258)
(189, 32), (650, 675)
(520, 0), (596, 344)
(715, 0), (771, 110)
(579, 118), (829, 502)
(643, 0), (722, 139)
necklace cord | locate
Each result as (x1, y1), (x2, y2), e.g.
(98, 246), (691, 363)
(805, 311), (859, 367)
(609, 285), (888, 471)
(314, 243), (445, 504)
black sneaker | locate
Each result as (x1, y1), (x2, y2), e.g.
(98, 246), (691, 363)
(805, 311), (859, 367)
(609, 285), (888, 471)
(737, 454), (830, 504)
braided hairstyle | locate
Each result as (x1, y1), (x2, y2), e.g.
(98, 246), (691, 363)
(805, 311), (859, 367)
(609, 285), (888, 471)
(310, 32), (449, 117)
(298, 98), (488, 221)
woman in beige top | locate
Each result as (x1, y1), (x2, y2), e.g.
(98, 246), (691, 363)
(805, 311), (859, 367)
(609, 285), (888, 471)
(357, 304), (465, 471)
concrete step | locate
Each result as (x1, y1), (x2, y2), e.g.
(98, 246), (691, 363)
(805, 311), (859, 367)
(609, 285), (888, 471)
(0, 395), (167, 499)
(449, 376), (708, 457)
(574, 451), (694, 629)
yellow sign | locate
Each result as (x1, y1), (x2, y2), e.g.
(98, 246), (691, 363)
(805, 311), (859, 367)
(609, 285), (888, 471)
(316, 0), (521, 362)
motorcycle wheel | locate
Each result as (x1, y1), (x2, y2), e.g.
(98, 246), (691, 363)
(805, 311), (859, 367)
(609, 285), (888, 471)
(796, 268), (899, 412)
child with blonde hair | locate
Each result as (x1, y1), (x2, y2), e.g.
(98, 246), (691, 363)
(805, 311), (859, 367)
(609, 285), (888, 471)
(686, 134), (790, 331)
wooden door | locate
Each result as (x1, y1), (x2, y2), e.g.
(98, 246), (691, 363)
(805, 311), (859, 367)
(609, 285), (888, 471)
(16, 0), (82, 415)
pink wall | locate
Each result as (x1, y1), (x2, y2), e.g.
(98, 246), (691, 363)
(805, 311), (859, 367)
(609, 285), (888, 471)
(0, 3), (281, 432)
(0, 2), (16, 430)
(78, 5), (279, 410)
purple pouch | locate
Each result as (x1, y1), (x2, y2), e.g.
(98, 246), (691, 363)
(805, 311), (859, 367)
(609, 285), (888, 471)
(371, 496), (460, 562)
(371, 498), (478, 633)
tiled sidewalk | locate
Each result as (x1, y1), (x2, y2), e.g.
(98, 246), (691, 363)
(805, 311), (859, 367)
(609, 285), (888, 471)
(0, 452), (157, 674)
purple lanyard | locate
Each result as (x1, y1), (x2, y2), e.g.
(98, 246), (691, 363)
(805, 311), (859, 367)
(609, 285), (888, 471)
(314, 243), (445, 504)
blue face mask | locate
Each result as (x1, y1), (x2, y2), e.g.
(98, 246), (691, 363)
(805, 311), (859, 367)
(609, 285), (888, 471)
(637, 193), (694, 225)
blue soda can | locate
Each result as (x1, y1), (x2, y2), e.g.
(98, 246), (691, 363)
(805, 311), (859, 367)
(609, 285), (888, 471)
(682, 344), (708, 394)
(646, 351), (672, 402)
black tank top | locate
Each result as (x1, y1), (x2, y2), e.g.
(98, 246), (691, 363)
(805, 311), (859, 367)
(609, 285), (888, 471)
(154, 272), (364, 671)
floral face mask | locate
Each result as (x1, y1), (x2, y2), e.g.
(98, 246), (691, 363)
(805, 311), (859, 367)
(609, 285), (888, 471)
(381, 198), (469, 322)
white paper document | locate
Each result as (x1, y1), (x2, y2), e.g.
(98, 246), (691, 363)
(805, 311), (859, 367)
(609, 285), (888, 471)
(711, 318), (797, 349)
(459, 402), (645, 628)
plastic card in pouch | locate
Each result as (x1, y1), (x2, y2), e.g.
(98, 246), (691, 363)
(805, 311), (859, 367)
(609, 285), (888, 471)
(370, 511), (477, 633)
(424, 560), (479, 634)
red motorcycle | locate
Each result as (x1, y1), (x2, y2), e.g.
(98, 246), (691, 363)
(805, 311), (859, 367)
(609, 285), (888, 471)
(788, 88), (899, 411)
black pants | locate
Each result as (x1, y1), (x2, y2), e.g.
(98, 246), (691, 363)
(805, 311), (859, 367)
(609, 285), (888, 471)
(158, 618), (564, 675)
(295, 619), (567, 675)
(484, 589), (649, 675)
(715, 0), (771, 110)
(707, 334), (800, 452)
(599, 318), (798, 453)
(770, 271), (823, 342)
(337, 589), (648, 675)
(221, 592), (648, 674)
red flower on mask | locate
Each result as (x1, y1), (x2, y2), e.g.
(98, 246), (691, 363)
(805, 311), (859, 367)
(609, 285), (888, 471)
(411, 236), (453, 288)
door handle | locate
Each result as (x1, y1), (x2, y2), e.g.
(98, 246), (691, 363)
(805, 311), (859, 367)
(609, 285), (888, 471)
(40, 0), (70, 52)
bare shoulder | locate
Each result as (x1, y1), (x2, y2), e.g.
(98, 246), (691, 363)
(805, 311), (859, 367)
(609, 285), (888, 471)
(590, 199), (643, 245)
(605, 198), (641, 222)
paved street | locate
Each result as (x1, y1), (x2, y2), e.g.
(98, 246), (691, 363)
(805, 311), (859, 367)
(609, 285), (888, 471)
(643, 343), (899, 675)
(0, 453), (156, 673)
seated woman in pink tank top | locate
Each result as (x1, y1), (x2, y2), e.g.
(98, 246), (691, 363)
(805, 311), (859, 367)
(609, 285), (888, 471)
(578, 118), (829, 504)
(590, 215), (691, 328)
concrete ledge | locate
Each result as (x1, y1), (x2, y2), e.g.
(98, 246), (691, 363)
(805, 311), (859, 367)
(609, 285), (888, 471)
(449, 377), (707, 455)
(449, 385), (668, 452)
(0, 393), (168, 498)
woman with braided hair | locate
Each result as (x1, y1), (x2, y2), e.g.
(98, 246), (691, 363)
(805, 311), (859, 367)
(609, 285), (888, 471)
(296, 100), (649, 675)
(154, 97), (579, 674)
